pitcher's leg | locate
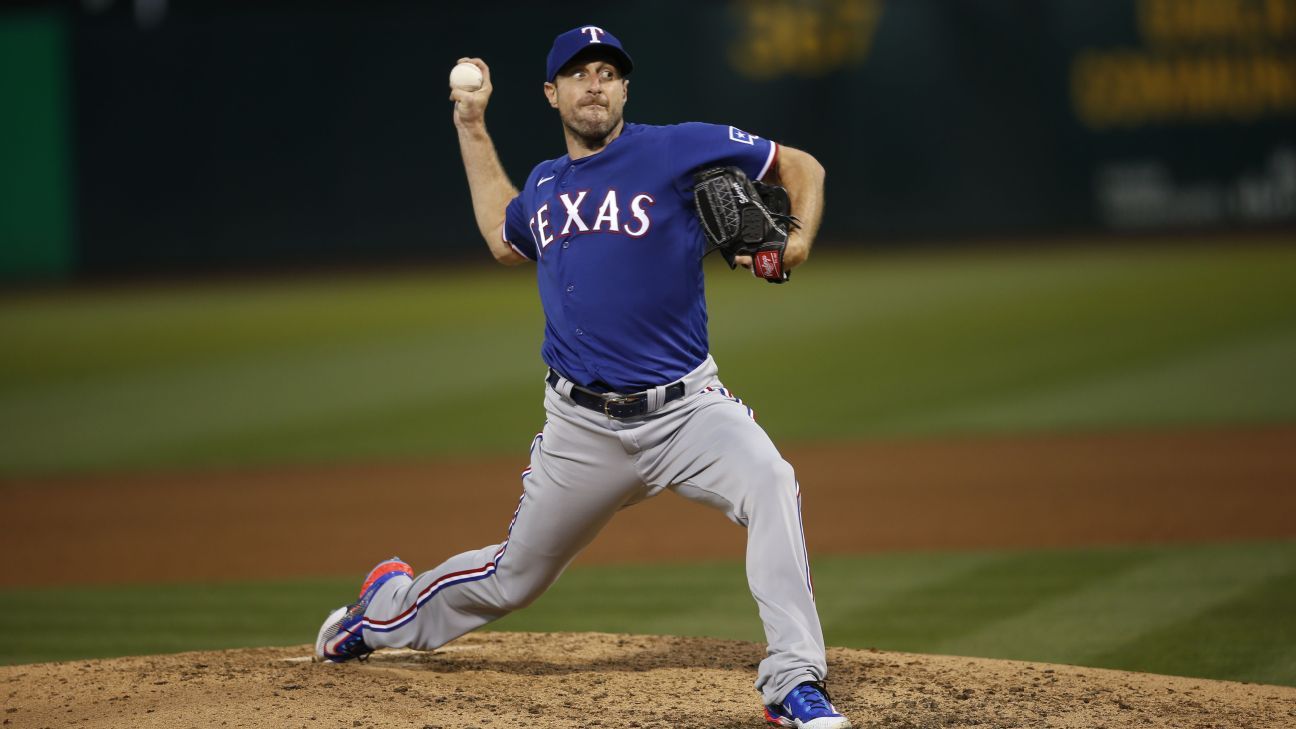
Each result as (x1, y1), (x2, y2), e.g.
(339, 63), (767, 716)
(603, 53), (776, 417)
(654, 395), (826, 706)
(366, 411), (643, 652)
(363, 495), (541, 651)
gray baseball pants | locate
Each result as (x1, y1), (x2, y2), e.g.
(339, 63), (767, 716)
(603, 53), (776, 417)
(361, 355), (827, 705)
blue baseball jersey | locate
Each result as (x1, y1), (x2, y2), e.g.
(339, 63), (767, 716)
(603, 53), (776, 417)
(502, 122), (778, 391)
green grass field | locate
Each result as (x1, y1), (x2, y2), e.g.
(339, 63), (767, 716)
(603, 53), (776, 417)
(3, 242), (1295, 683)
(2, 243), (1294, 475)
(3, 542), (1293, 685)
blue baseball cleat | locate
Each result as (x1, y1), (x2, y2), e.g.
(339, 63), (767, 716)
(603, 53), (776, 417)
(763, 681), (853, 729)
(314, 557), (413, 663)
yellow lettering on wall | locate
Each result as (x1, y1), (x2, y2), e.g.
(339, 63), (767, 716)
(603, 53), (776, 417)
(1072, 51), (1296, 128)
(729, 0), (883, 79)
(1139, 0), (1296, 45)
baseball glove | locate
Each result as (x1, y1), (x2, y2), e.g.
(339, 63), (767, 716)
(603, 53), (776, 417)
(693, 166), (800, 284)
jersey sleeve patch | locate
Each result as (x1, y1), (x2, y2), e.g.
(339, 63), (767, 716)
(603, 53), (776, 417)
(728, 126), (756, 145)
(668, 122), (776, 192)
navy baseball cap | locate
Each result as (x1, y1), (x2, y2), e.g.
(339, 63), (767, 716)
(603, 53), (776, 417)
(546, 25), (634, 82)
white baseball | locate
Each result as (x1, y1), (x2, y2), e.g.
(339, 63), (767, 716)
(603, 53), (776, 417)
(449, 62), (484, 92)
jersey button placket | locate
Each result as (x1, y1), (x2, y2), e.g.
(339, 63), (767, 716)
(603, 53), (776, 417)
(558, 164), (593, 368)
(569, 278), (581, 337)
(560, 167), (573, 247)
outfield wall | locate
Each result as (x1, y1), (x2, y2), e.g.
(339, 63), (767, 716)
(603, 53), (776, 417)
(1, 0), (1292, 279)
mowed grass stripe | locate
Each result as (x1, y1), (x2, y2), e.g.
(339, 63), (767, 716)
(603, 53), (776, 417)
(819, 549), (1150, 651)
(1, 579), (350, 661)
(877, 324), (1296, 434)
(714, 245), (1296, 439)
(812, 551), (1009, 623)
(0, 269), (542, 389)
(493, 562), (760, 640)
(3, 243), (1295, 474)
(1088, 565), (1296, 686)
(932, 543), (1296, 668)
(0, 322), (542, 472)
(495, 553), (1015, 642)
(3, 543), (1295, 686)
(141, 378), (545, 469)
(0, 268), (542, 449)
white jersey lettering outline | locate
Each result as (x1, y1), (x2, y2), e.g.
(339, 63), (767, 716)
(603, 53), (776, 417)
(558, 191), (590, 235)
(625, 194), (655, 237)
(535, 202), (554, 249)
(591, 189), (621, 232)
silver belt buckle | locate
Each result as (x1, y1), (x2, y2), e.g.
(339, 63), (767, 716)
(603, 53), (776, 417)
(603, 394), (639, 418)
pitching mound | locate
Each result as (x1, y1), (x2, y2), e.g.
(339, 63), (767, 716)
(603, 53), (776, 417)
(5, 633), (1294, 728)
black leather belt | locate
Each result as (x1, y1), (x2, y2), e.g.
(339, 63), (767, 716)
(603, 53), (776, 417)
(546, 370), (686, 419)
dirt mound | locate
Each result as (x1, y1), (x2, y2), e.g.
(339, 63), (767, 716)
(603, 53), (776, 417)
(4, 633), (1293, 728)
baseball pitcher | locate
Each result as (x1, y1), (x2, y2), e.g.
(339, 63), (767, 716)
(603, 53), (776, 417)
(315, 25), (846, 729)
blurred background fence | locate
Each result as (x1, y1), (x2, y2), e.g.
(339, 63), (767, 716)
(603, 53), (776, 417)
(1, 0), (1293, 281)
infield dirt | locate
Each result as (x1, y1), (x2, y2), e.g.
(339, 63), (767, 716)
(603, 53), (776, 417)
(4, 632), (1295, 728)
(4, 427), (1296, 587)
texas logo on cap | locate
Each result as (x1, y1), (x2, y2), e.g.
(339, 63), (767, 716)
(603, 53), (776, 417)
(546, 25), (635, 82)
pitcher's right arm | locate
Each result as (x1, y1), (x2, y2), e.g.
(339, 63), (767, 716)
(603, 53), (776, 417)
(450, 58), (526, 265)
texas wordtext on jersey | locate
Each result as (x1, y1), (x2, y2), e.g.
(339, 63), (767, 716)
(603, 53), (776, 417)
(527, 189), (657, 249)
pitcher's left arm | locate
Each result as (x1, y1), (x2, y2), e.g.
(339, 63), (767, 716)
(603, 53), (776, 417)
(763, 145), (825, 270)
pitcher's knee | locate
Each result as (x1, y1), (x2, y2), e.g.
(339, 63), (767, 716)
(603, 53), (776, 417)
(742, 456), (797, 502)
(495, 569), (556, 613)
(496, 589), (541, 614)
